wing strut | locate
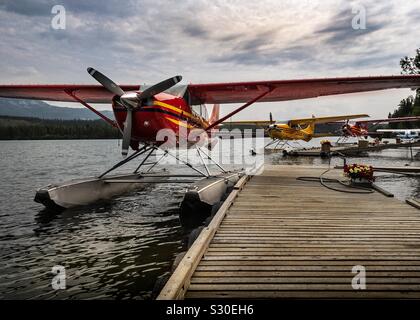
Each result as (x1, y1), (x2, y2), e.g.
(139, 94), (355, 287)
(205, 87), (275, 131)
(64, 89), (117, 127)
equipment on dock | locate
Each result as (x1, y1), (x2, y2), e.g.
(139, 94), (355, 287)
(358, 140), (369, 148)
(336, 165), (420, 176)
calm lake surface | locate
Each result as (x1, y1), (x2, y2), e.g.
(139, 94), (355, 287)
(0, 138), (419, 299)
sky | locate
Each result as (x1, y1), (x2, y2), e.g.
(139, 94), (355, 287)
(0, 0), (419, 120)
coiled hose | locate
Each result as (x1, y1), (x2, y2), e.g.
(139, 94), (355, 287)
(296, 168), (374, 194)
(296, 153), (374, 194)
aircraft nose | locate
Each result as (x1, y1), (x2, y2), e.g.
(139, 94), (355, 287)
(121, 92), (139, 108)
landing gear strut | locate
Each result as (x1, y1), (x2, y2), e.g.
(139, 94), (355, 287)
(98, 144), (229, 181)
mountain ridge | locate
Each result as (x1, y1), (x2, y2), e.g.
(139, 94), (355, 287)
(0, 98), (114, 120)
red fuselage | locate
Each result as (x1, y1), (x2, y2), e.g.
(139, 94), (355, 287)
(112, 92), (209, 149)
(342, 124), (368, 137)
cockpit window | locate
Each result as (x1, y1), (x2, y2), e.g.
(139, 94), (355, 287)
(191, 104), (208, 120)
(140, 84), (188, 98)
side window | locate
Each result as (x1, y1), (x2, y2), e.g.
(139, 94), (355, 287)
(191, 104), (208, 119)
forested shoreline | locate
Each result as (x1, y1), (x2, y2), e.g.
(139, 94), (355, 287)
(0, 116), (120, 140)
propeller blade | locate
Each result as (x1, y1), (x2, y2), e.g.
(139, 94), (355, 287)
(137, 75), (182, 100)
(121, 109), (133, 156)
(269, 112), (273, 123)
(87, 67), (125, 97)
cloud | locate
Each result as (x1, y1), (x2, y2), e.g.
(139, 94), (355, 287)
(210, 30), (284, 66)
(182, 22), (210, 38)
(236, 30), (278, 51)
(408, 9), (420, 21)
(0, 0), (140, 17)
(314, 2), (391, 47)
(210, 43), (314, 67)
(0, 0), (53, 16)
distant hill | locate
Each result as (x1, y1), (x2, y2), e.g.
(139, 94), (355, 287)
(0, 98), (114, 120)
(0, 115), (120, 140)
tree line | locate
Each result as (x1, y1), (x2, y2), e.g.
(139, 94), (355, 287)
(387, 48), (420, 129)
(0, 116), (121, 140)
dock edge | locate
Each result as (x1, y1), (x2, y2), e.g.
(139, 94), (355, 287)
(157, 174), (250, 300)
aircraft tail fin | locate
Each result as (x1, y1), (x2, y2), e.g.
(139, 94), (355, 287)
(209, 104), (220, 125)
(308, 115), (316, 133)
(309, 120), (315, 134)
(302, 119), (316, 136)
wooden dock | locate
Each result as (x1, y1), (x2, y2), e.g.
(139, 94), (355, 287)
(158, 165), (420, 299)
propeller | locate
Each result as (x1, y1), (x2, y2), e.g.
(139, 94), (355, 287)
(266, 113), (278, 138)
(137, 76), (182, 100)
(338, 119), (352, 136)
(87, 67), (125, 96)
(87, 67), (182, 156)
(121, 109), (133, 156)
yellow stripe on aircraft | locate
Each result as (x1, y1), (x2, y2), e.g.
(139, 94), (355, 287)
(154, 100), (194, 119)
(165, 117), (194, 129)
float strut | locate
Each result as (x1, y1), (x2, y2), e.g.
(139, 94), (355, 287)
(98, 146), (149, 178)
(196, 147), (211, 176)
(145, 150), (167, 173)
(134, 146), (156, 173)
(165, 150), (208, 177)
(198, 146), (227, 173)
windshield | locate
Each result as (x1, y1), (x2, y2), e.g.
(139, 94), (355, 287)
(139, 84), (188, 97)
(191, 104), (208, 120)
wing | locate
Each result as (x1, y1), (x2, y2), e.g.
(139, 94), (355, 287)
(356, 116), (420, 124)
(289, 114), (369, 126)
(377, 129), (420, 132)
(187, 75), (420, 104)
(219, 120), (274, 131)
(2, 74), (420, 105)
(221, 120), (274, 126)
(0, 84), (140, 103)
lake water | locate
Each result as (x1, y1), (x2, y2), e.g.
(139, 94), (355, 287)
(0, 138), (419, 299)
